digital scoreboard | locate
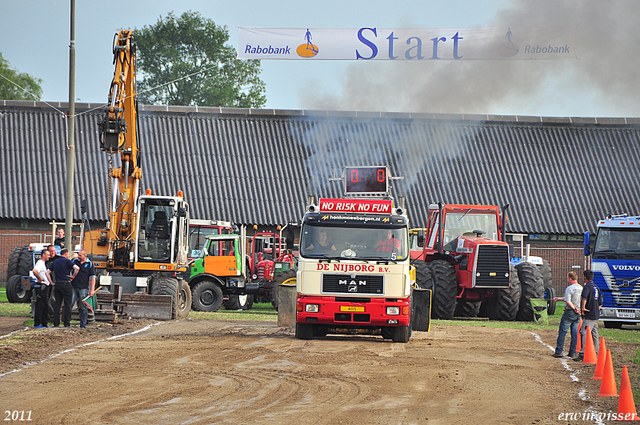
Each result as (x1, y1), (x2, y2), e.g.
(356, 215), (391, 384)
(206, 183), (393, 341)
(344, 166), (388, 195)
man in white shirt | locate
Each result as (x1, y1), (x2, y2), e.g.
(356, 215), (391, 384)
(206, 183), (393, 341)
(552, 271), (583, 358)
(31, 249), (52, 328)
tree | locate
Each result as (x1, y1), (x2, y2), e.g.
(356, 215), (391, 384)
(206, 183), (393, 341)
(135, 11), (266, 108)
(0, 53), (43, 101)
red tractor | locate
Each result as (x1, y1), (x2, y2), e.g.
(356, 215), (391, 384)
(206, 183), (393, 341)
(249, 224), (298, 308)
(411, 203), (544, 321)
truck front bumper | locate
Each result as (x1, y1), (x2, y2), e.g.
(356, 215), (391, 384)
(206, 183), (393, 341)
(296, 295), (410, 327)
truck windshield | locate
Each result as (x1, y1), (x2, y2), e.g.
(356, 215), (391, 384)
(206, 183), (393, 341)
(443, 212), (499, 247)
(595, 228), (640, 256)
(300, 224), (408, 261)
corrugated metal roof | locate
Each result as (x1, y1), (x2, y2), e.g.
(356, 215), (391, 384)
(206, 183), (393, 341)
(1, 100), (640, 234)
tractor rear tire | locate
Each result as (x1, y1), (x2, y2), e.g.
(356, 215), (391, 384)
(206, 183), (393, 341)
(484, 265), (521, 321)
(516, 262), (544, 321)
(429, 260), (457, 319)
(151, 277), (191, 319)
(295, 322), (314, 340)
(6, 246), (24, 280)
(391, 325), (411, 343)
(271, 269), (296, 312)
(13, 247), (33, 303)
(191, 280), (223, 312)
(455, 300), (481, 318)
(224, 294), (254, 310)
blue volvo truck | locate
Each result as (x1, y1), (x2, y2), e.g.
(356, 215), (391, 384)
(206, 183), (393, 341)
(584, 214), (640, 328)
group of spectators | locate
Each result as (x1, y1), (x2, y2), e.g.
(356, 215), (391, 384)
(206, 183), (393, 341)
(30, 228), (96, 329)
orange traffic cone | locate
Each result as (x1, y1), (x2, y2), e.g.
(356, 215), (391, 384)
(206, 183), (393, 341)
(582, 326), (598, 365)
(592, 336), (607, 380)
(576, 319), (583, 352)
(616, 366), (638, 421)
(597, 350), (618, 397)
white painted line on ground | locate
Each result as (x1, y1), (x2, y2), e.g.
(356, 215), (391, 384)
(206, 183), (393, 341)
(0, 321), (164, 379)
(0, 327), (29, 340)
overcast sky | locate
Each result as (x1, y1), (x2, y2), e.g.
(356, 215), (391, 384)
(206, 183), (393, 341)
(1, 0), (638, 117)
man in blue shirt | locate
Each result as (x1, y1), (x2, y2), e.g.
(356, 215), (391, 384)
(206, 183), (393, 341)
(46, 248), (79, 328)
(574, 269), (602, 362)
(72, 249), (96, 329)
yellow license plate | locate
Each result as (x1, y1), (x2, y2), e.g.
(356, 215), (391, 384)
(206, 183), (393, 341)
(340, 306), (365, 312)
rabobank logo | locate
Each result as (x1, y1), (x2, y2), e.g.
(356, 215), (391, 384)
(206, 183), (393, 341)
(497, 28), (519, 57)
(297, 28), (319, 58)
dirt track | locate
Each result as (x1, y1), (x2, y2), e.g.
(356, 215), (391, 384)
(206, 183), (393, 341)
(0, 319), (619, 424)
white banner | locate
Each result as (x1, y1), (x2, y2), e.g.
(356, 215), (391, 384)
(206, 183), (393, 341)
(238, 26), (576, 60)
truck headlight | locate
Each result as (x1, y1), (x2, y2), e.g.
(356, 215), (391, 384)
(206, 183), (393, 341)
(305, 304), (319, 313)
(386, 306), (400, 315)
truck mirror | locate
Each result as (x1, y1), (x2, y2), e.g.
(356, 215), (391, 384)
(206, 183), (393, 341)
(178, 207), (187, 218)
(583, 231), (591, 256)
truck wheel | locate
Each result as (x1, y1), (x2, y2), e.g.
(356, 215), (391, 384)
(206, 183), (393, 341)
(516, 262), (544, 321)
(151, 277), (190, 319)
(544, 286), (556, 316)
(391, 325), (411, 343)
(485, 265), (521, 321)
(271, 269), (296, 312)
(412, 260), (433, 330)
(224, 294), (253, 310)
(454, 301), (481, 317)
(429, 260), (457, 319)
(6, 246), (24, 280)
(191, 280), (223, 312)
(295, 322), (313, 340)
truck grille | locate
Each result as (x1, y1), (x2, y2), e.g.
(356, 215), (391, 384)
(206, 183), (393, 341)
(322, 274), (384, 295)
(612, 292), (640, 306)
(473, 245), (510, 288)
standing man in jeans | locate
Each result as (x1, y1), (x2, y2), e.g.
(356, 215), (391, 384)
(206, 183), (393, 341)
(72, 249), (96, 329)
(574, 269), (603, 362)
(46, 248), (79, 328)
(552, 272), (583, 358)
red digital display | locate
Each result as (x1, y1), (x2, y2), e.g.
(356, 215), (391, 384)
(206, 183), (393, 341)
(345, 166), (388, 194)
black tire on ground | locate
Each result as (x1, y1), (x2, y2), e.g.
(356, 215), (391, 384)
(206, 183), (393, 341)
(516, 262), (544, 321)
(484, 264), (521, 321)
(150, 276), (189, 319)
(544, 286), (557, 316)
(391, 325), (411, 343)
(191, 280), (224, 312)
(6, 246), (24, 280)
(271, 269), (297, 312)
(429, 260), (458, 319)
(454, 300), (481, 318)
(295, 322), (313, 340)
(603, 321), (624, 329)
(224, 294), (254, 310)
(5, 274), (21, 303)
(6, 274), (32, 303)
(412, 260), (433, 330)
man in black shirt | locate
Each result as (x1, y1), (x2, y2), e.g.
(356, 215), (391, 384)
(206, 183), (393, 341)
(72, 249), (96, 329)
(46, 248), (79, 327)
(574, 270), (603, 362)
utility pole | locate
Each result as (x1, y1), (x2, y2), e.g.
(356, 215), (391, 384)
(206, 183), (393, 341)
(65, 0), (76, 250)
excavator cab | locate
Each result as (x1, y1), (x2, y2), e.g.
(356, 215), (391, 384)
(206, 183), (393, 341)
(136, 194), (189, 268)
